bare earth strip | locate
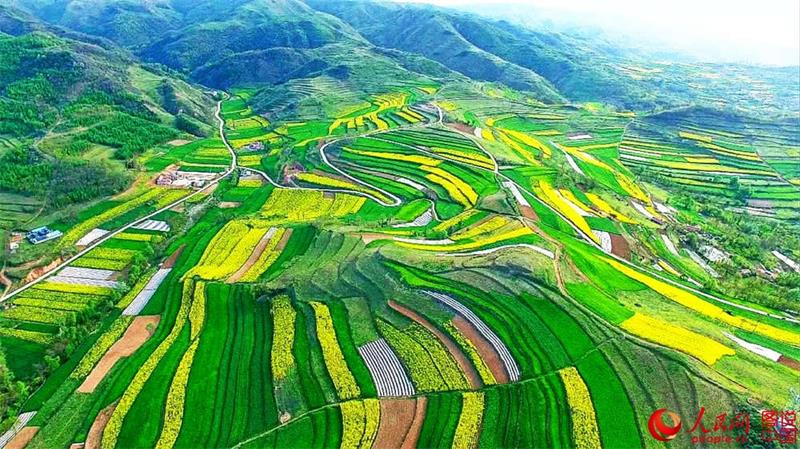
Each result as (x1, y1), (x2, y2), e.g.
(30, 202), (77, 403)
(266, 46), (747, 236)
(162, 245), (185, 269)
(227, 228), (276, 283)
(389, 300), (482, 388)
(401, 397), (427, 449)
(274, 228), (293, 251)
(77, 316), (160, 393)
(5, 427), (38, 449)
(85, 403), (116, 449)
(452, 316), (509, 383)
(778, 356), (800, 372)
(610, 234), (631, 260)
(373, 399), (417, 449)
(520, 205), (539, 220)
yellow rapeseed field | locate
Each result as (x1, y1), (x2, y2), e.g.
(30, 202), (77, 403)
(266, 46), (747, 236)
(420, 165), (478, 206)
(310, 302), (361, 400)
(584, 193), (636, 223)
(559, 367), (602, 449)
(604, 257), (800, 346)
(621, 313), (735, 365)
(539, 181), (599, 244)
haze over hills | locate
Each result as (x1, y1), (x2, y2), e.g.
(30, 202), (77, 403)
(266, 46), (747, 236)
(8, 0), (798, 113)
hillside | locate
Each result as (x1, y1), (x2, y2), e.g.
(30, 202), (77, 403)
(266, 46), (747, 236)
(0, 6), (216, 285)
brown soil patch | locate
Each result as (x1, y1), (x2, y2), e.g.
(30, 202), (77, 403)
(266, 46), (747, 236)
(217, 201), (241, 209)
(389, 300), (482, 388)
(402, 397), (427, 449)
(85, 402), (115, 449)
(358, 233), (394, 244)
(323, 191), (335, 200)
(162, 245), (185, 269)
(167, 139), (192, 146)
(274, 228), (293, 251)
(0, 271), (12, 289)
(69, 443), (84, 449)
(520, 205), (538, 220)
(610, 234), (631, 260)
(452, 316), (509, 383)
(23, 257), (63, 283)
(6, 427), (39, 449)
(228, 228), (276, 283)
(78, 316), (160, 393)
(374, 399), (418, 449)
(747, 199), (773, 209)
(448, 123), (475, 135)
(778, 355), (800, 372)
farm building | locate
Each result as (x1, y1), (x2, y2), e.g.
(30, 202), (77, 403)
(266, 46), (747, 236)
(26, 226), (62, 244)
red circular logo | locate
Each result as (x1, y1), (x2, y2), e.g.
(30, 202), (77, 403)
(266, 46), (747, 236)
(648, 409), (682, 441)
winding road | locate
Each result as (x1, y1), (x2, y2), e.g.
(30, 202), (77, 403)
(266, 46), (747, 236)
(0, 99), (238, 304)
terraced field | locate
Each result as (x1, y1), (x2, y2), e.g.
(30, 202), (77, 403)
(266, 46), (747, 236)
(1, 82), (798, 449)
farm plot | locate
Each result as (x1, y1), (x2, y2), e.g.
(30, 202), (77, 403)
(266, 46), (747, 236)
(377, 128), (495, 170)
(185, 221), (273, 281)
(58, 188), (189, 248)
(328, 92), (432, 135)
(261, 189), (366, 221)
(376, 313), (469, 393)
(358, 338), (415, 397)
(426, 291), (520, 382)
(0, 194), (41, 230)
(0, 280), (115, 377)
(335, 137), (499, 208)
(293, 171), (393, 205)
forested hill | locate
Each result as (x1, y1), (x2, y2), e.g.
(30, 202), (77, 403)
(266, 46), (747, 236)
(0, 6), (215, 208)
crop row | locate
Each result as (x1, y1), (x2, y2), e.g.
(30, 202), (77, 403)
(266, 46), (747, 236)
(310, 302), (361, 400)
(187, 221), (268, 280)
(376, 319), (466, 392)
(620, 313), (735, 365)
(102, 280), (194, 448)
(340, 399), (380, 449)
(261, 189), (365, 221)
(358, 338), (416, 397)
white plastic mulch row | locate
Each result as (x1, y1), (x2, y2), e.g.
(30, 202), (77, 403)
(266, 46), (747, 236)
(473, 127), (483, 139)
(58, 267), (115, 281)
(392, 208), (434, 228)
(502, 181), (530, 207)
(564, 154), (585, 176)
(631, 201), (655, 220)
(593, 230), (613, 254)
(654, 201), (676, 215)
(426, 291), (520, 381)
(132, 219), (170, 233)
(724, 333), (781, 362)
(48, 276), (119, 289)
(661, 234), (680, 256)
(772, 250), (800, 273)
(122, 268), (172, 316)
(686, 249), (719, 278)
(396, 177), (427, 191)
(0, 411), (36, 449)
(75, 228), (109, 246)
(358, 338), (416, 397)
(619, 153), (648, 162)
